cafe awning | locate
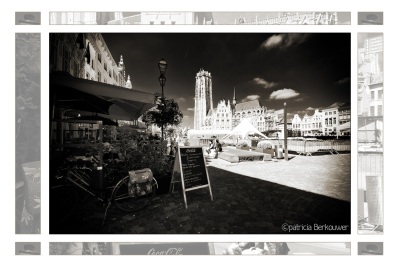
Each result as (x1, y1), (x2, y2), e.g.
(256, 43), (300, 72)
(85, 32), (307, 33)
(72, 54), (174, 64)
(50, 72), (156, 121)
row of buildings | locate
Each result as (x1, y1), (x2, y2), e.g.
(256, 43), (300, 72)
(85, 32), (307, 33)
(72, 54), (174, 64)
(49, 12), (340, 25)
(357, 34), (383, 233)
(50, 33), (131, 88)
(193, 69), (350, 137)
(49, 12), (213, 25)
(50, 33), (139, 142)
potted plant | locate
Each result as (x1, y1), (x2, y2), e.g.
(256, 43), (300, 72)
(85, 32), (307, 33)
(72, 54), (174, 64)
(256, 140), (274, 156)
(236, 140), (250, 150)
(109, 131), (173, 195)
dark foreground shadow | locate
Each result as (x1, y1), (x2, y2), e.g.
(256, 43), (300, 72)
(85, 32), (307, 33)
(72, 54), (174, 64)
(51, 166), (350, 235)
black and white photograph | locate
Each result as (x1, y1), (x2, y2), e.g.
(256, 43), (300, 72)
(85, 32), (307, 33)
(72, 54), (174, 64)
(15, 242), (41, 255)
(49, 12), (350, 25)
(5, 0), (400, 266)
(49, 32), (350, 234)
(358, 242), (383, 255)
(357, 33), (383, 234)
(15, 33), (41, 235)
(48, 242), (350, 255)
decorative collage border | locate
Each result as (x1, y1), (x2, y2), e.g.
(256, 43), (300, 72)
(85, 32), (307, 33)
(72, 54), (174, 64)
(10, 5), (389, 262)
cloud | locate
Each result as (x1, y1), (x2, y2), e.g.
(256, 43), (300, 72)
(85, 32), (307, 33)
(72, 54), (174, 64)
(178, 97), (186, 102)
(187, 108), (194, 111)
(293, 96), (309, 102)
(328, 102), (344, 108)
(335, 77), (350, 84)
(252, 78), (277, 88)
(241, 95), (260, 102)
(269, 89), (300, 100)
(261, 33), (311, 50)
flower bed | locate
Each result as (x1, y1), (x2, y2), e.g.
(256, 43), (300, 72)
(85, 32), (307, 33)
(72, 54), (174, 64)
(236, 140), (250, 150)
(255, 140), (274, 156)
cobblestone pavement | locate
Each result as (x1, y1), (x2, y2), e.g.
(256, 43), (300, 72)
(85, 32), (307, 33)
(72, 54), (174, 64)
(207, 153), (351, 202)
(52, 154), (350, 234)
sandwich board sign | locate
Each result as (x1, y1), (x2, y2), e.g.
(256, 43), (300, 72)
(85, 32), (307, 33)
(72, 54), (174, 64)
(170, 146), (213, 208)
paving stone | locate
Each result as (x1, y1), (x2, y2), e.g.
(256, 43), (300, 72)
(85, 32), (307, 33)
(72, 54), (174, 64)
(52, 161), (350, 234)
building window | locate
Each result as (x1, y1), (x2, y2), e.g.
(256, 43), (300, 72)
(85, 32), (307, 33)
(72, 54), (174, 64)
(98, 72), (101, 82)
(72, 61), (79, 77)
(58, 42), (63, 57)
(109, 70), (112, 77)
(104, 63), (107, 71)
(378, 90), (383, 100)
(333, 111), (336, 114)
(171, 21), (176, 25)
(62, 48), (70, 72)
(91, 60), (94, 69)
(370, 106), (375, 116)
(371, 91), (375, 100)
(98, 53), (101, 63)
(333, 118), (336, 124)
(150, 21), (154, 25)
(86, 72), (89, 79)
(377, 105), (383, 116)
(104, 78), (107, 83)
(160, 21), (165, 25)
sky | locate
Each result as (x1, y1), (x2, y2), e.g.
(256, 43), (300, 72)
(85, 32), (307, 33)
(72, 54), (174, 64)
(102, 33), (350, 128)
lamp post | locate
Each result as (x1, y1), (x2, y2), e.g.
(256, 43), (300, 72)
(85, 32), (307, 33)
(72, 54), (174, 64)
(158, 58), (167, 140)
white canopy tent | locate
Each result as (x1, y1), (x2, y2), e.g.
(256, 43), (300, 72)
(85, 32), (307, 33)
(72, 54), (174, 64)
(337, 121), (351, 133)
(222, 119), (269, 139)
(336, 121), (351, 139)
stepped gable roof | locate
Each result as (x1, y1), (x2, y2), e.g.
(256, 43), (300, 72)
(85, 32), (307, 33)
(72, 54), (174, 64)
(235, 100), (262, 111)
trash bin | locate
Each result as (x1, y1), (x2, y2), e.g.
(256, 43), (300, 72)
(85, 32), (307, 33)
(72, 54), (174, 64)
(275, 144), (283, 159)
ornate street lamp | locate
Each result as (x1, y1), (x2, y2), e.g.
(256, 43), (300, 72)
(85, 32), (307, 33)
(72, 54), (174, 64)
(158, 58), (167, 140)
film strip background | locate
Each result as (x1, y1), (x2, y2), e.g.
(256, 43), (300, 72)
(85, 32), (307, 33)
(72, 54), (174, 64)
(14, 10), (384, 256)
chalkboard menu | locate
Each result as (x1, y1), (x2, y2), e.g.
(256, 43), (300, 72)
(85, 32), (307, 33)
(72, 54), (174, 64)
(179, 147), (208, 189)
(170, 146), (213, 208)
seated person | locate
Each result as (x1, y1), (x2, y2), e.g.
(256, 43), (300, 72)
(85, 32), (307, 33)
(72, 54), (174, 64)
(216, 139), (222, 152)
(206, 140), (215, 154)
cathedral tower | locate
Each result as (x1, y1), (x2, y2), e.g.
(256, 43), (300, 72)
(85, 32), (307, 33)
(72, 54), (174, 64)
(232, 86), (237, 107)
(194, 69), (213, 130)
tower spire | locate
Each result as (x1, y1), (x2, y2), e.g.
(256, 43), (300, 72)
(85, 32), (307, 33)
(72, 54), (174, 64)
(232, 86), (237, 106)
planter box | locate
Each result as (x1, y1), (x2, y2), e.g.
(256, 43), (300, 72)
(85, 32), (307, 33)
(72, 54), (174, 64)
(255, 147), (274, 157)
(263, 148), (275, 156)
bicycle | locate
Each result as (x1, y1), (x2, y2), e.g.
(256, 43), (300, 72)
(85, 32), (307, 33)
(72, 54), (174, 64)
(50, 164), (158, 227)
